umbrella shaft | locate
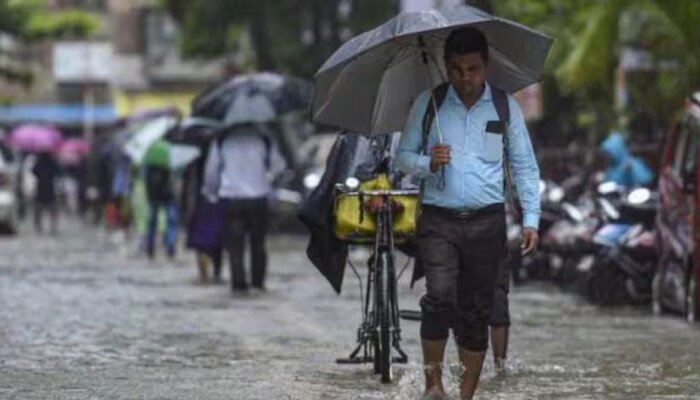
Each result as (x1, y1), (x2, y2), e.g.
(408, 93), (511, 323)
(422, 50), (444, 143)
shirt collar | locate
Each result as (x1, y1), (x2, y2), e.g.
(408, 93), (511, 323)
(446, 82), (492, 106)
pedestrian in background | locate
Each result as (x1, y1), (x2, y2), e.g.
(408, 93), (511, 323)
(144, 164), (178, 260)
(202, 124), (286, 293)
(183, 140), (225, 284)
(110, 153), (133, 236)
(32, 152), (61, 234)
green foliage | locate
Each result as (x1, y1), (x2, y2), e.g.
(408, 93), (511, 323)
(163, 0), (700, 143)
(164, 0), (396, 78)
(0, 0), (99, 40)
(0, 0), (36, 35)
(23, 9), (101, 40)
(0, 0), (100, 87)
(496, 0), (700, 144)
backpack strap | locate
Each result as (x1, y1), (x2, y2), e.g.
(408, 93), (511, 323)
(491, 86), (519, 220)
(415, 83), (449, 216)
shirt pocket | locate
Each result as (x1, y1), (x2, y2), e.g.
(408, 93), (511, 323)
(480, 131), (503, 162)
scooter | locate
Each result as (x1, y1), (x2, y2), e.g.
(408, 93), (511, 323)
(583, 184), (658, 305)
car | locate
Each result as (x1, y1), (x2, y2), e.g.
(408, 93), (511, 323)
(0, 143), (19, 234)
(654, 92), (700, 323)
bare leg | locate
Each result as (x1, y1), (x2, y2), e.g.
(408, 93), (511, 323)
(458, 348), (486, 400)
(490, 325), (509, 372)
(196, 252), (209, 283)
(422, 339), (448, 398)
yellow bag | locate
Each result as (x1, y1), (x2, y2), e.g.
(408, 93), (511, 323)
(333, 174), (418, 243)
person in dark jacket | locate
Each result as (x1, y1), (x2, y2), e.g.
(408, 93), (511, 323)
(32, 152), (61, 234)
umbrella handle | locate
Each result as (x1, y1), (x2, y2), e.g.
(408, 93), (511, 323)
(438, 168), (446, 191)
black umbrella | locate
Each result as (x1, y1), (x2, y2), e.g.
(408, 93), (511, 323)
(192, 72), (313, 125)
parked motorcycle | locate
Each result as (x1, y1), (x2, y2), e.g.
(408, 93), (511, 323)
(582, 184), (658, 305)
(511, 175), (596, 286)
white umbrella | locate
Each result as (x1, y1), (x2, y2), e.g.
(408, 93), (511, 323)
(168, 143), (201, 170)
(123, 116), (179, 162)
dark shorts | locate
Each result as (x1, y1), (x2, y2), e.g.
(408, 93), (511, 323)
(490, 257), (511, 327)
(417, 203), (506, 351)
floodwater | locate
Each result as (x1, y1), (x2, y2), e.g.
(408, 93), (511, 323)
(0, 221), (699, 399)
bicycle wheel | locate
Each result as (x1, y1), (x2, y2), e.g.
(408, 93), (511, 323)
(377, 249), (393, 383)
(372, 334), (381, 374)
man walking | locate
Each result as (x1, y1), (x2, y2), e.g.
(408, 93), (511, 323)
(395, 27), (540, 399)
(202, 124), (286, 293)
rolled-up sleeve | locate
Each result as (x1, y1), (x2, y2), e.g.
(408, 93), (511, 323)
(506, 97), (541, 229)
(394, 91), (433, 178)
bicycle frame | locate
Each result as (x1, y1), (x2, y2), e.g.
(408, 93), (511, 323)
(336, 188), (416, 379)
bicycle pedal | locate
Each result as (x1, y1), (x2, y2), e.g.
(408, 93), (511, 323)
(399, 309), (422, 321)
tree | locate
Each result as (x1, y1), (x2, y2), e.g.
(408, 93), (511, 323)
(0, 0), (101, 86)
(162, 0), (396, 78)
(495, 0), (700, 145)
(0, 0), (100, 40)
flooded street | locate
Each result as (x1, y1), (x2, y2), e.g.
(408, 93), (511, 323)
(1, 221), (699, 400)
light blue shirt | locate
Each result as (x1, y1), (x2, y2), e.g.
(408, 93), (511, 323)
(394, 83), (541, 229)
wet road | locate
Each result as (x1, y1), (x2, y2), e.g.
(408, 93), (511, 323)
(1, 221), (699, 399)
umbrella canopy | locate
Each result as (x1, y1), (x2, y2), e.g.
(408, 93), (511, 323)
(7, 124), (62, 152)
(143, 139), (200, 170)
(56, 138), (90, 165)
(167, 116), (223, 146)
(123, 115), (179, 163)
(192, 72), (312, 125)
(313, 5), (553, 134)
(58, 138), (89, 155)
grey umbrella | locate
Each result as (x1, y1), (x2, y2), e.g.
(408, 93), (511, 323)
(312, 5), (553, 135)
(192, 72), (312, 126)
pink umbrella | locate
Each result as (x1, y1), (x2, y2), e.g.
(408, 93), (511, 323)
(8, 124), (62, 152)
(56, 138), (90, 165)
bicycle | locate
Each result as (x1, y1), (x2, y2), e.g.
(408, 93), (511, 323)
(334, 180), (419, 384)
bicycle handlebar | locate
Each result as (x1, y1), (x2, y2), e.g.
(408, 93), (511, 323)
(335, 186), (420, 197)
